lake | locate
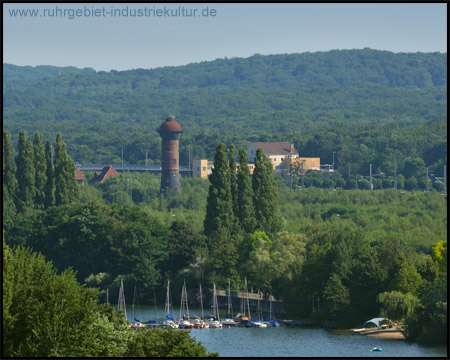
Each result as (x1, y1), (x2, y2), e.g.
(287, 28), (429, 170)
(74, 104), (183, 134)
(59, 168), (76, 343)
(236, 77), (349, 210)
(124, 305), (447, 357)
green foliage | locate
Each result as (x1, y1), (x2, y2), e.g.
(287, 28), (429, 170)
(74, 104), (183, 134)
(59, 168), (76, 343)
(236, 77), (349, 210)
(15, 130), (35, 212)
(44, 140), (55, 207)
(3, 131), (18, 224)
(323, 273), (350, 320)
(54, 132), (80, 205)
(237, 148), (256, 233)
(127, 327), (218, 357)
(252, 148), (282, 235)
(377, 291), (421, 321)
(389, 256), (423, 296)
(431, 240), (447, 273)
(33, 132), (47, 208)
(204, 143), (234, 237)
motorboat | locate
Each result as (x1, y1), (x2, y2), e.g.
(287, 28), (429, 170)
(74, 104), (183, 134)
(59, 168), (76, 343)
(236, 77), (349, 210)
(250, 318), (268, 328)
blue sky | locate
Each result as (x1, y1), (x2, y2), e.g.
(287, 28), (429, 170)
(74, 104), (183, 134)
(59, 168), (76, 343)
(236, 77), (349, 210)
(3, 3), (447, 71)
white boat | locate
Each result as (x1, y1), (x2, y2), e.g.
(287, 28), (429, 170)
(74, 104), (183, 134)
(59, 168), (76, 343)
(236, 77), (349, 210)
(207, 283), (222, 328)
(117, 279), (128, 321)
(250, 318), (268, 328)
(178, 280), (193, 329)
(193, 284), (209, 328)
(223, 281), (236, 327)
(161, 280), (179, 328)
(129, 286), (146, 330)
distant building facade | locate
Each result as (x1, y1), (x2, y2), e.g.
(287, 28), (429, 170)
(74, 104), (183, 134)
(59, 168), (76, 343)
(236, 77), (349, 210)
(89, 165), (120, 184)
(75, 168), (87, 185)
(284, 157), (321, 172)
(247, 142), (299, 174)
(193, 159), (254, 178)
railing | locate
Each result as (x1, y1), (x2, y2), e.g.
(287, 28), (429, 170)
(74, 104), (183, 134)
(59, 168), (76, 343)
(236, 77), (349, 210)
(215, 290), (279, 302)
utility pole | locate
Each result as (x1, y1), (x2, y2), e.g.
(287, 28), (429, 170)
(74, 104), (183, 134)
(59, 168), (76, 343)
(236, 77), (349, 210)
(394, 156), (397, 190)
(122, 146), (124, 167)
(444, 165), (447, 193)
(348, 163), (351, 181)
(370, 164), (373, 190)
(332, 151), (335, 171)
(426, 167), (429, 192)
(145, 150), (148, 167)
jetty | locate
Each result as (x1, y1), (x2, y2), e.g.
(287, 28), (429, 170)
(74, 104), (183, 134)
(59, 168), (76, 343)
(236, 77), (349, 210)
(214, 290), (284, 317)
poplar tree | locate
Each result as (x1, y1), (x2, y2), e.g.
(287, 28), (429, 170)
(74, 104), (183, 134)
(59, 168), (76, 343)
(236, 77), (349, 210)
(33, 132), (47, 209)
(237, 148), (256, 234)
(252, 148), (282, 235)
(54, 133), (79, 206)
(44, 140), (55, 208)
(228, 144), (239, 219)
(204, 143), (234, 237)
(15, 130), (35, 212)
(3, 131), (18, 220)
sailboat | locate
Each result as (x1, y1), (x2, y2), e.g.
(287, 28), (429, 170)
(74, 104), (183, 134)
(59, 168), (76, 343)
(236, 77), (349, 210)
(161, 280), (178, 328)
(263, 293), (280, 327)
(250, 289), (267, 328)
(193, 283), (208, 329)
(222, 281), (236, 327)
(178, 280), (193, 329)
(146, 290), (160, 329)
(207, 283), (223, 328)
(238, 277), (251, 327)
(130, 286), (146, 330)
(117, 279), (128, 322)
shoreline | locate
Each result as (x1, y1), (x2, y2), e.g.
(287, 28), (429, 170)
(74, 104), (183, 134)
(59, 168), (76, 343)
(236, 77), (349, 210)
(351, 327), (406, 339)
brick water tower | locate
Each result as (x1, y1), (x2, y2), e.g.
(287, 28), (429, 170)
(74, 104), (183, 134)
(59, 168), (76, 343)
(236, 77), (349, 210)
(158, 115), (183, 193)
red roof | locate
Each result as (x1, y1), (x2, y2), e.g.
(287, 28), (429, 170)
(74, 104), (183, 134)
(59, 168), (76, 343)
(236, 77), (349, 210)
(89, 166), (120, 184)
(75, 169), (87, 181)
(158, 115), (183, 134)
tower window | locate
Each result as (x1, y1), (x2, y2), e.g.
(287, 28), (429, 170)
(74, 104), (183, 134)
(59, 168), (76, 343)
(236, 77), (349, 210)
(172, 159), (176, 164)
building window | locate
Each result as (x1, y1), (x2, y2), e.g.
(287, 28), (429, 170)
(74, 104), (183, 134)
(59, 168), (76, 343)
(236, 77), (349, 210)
(281, 158), (284, 162)
(172, 159), (176, 164)
(274, 158), (277, 161)
(203, 167), (206, 171)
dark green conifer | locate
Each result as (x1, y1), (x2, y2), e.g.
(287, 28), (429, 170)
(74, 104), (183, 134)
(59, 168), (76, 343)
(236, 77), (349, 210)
(15, 131), (35, 212)
(229, 144), (239, 219)
(44, 140), (55, 207)
(237, 148), (256, 233)
(3, 131), (18, 221)
(33, 132), (47, 209)
(204, 143), (234, 237)
(252, 148), (282, 235)
(54, 133), (80, 206)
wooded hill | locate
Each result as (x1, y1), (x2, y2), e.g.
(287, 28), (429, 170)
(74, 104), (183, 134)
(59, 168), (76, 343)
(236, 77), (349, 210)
(3, 49), (447, 178)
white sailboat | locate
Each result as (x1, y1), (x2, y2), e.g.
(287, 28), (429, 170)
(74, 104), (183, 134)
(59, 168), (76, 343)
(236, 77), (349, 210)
(117, 279), (127, 320)
(178, 280), (193, 329)
(161, 280), (178, 328)
(193, 283), (208, 328)
(207, 283), (222, 328)
(222, 281), (236, 327)
(130, 286), (146, 330)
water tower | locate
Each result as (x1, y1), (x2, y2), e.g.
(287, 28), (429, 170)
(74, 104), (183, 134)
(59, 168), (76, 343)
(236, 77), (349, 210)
(158, 115), (183, 193)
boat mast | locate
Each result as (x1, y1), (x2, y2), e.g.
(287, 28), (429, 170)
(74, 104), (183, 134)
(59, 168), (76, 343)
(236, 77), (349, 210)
(165, 280), (171, 318)
(118, 279), (127, 320)
(199, 283), (204, 320)
(245, 277), (251, 319)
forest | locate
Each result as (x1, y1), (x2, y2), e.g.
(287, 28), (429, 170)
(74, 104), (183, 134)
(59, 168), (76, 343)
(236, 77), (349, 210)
(3, 132), (447, 348)
(3, 49), (447, 185)
(2, 49), (447, 354)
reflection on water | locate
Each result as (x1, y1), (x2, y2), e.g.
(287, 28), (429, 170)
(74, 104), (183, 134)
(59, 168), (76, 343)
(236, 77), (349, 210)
(123, 305), (447, 357)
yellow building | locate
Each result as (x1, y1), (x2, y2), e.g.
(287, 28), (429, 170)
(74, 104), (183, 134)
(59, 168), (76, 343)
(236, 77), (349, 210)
(247, 142), (299, 174)
(193, 159), (254, 178)
(284, 157), (321, 172)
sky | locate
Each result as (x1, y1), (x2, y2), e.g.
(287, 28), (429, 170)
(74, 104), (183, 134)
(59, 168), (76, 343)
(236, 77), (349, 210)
(3, 3), (447, 71)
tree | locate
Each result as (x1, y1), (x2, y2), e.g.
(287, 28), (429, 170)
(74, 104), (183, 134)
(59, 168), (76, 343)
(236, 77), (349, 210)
(33, 132), (47, 209)
(323, 273), (350, 320)
(389, 256), (423, 296)
(229, 144), (239, 219)
(377, 291), (421, 321)
(252, 148), (282, 235)
(236, 148), (256, 233)
(3, 131), (18, 223)
(15, 130), (35, 212)
(44, 140), (55, 207)
(204, 143), (234, 237)
(127, 327), (218, 357)
(54, 133), (80, 206)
